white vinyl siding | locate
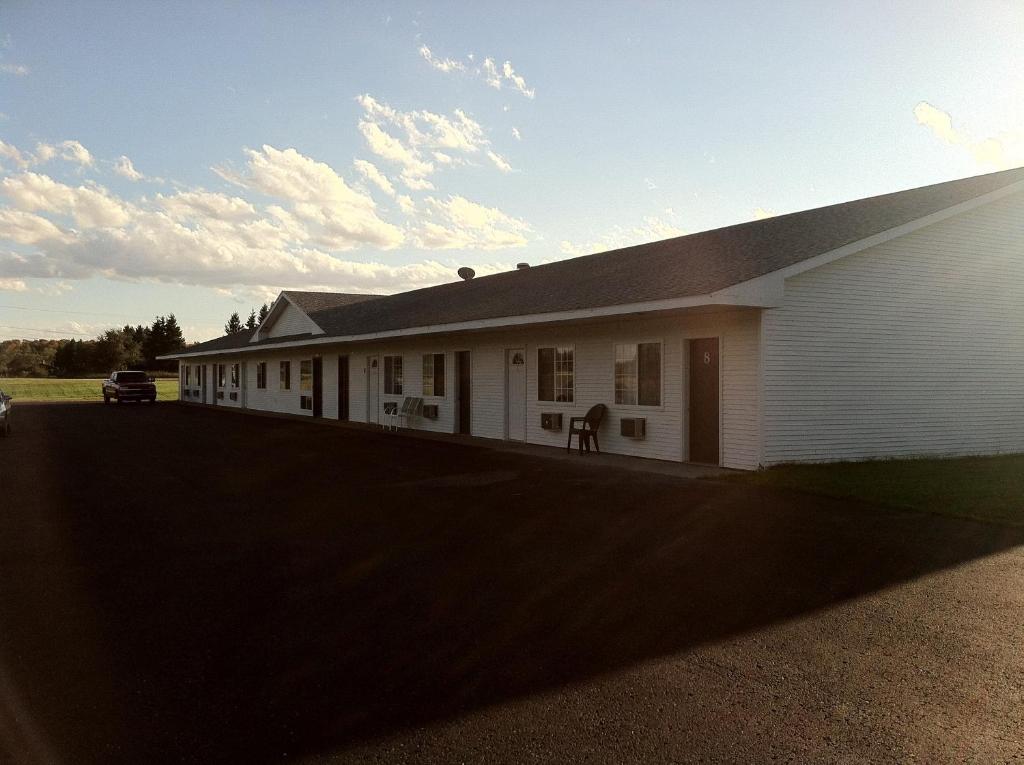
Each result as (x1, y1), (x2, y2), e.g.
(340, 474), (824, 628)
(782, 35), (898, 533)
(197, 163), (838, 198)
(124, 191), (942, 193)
(181, 310), (763, 467)
(263, 301), (320, 338)
(761, 190), (1024, 464)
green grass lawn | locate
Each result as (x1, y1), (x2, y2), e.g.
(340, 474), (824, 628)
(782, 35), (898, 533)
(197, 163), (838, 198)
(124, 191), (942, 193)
(0, 377), (180, 402)
(734, 455), (1024, 527)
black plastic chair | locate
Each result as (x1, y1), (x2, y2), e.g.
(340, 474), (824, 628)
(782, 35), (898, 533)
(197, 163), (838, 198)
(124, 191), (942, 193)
(567, 404), (606, 454)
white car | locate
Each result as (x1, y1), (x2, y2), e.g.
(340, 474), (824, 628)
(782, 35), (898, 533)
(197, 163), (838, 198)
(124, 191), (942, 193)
(0, 391), (10, 437)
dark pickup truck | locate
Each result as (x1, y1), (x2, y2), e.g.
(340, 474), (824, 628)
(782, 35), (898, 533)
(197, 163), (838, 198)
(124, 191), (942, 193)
(103, 371), (157, 404)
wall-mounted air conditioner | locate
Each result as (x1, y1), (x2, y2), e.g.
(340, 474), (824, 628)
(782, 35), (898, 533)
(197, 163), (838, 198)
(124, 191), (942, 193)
(216, 391), (224, 400)
(422, 404), (439, 419)
(620, 417), (646, 439)
(541, 412), (563, 431)
(229, 391), (238, 401)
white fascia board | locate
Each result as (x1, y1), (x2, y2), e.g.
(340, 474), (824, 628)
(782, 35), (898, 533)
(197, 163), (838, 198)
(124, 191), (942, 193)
(159, 290), (775, 360)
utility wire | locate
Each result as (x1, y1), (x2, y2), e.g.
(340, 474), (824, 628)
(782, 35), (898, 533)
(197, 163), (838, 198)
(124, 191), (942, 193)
(0, 304), (152, 320)
(0, 324), (99, 337)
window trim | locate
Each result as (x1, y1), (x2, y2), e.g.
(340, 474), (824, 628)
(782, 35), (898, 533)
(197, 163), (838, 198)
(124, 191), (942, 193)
(421, 352), (445, 398)
(612, 339), (665, 410)
(384, 354), (404, 396)
(536, 344), (575, 404)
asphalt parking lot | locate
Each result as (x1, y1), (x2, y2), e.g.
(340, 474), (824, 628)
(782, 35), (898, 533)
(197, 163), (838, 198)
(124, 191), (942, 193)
(2, 402), (1023, 764)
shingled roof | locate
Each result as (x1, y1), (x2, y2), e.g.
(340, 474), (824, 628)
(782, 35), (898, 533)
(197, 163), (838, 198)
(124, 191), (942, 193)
(281, 290), (381, 314)
(176, 166), (1024, 356)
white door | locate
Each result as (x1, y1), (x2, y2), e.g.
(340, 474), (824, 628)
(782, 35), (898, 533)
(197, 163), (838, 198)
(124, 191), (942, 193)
(366, 355), (380, 424)
(505, 348), (526, 441)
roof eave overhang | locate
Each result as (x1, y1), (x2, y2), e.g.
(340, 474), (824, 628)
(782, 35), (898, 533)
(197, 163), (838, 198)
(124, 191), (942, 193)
(157, 285), (782, 360)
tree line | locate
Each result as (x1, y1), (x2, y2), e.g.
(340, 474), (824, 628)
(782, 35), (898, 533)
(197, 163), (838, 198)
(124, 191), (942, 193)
(1, 302), (274, 378)
(0, 315), (185, 378)
(224, 303), (270, 335)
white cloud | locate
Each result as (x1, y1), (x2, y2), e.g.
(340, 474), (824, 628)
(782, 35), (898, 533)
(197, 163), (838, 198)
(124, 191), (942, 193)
(511, 127), (521, 141)
(1, 172), (132, 228)
(33, 139), (94, 168)
(0, 63), (28, 76)
(358, 120), (434, 183)
(501, 60), (535, 99)
(353, 158), (396, 196)
(114, 155), (145, 181)
(158, 190), (257, 221)
(215, 144), (404, 249)
(356, 94), (511, 188)
(0, 140), (30, 169)
(33, 143), (56, 164)
(487, 150), (513, 173)
(0, 207), (70, 244)
(0, 137), (533, 299)
(753, 207), (775, 220)
(58, 140), (93, 167)
(396, 194), (416, 215)
(482, 58), (502, 89)
(914, 101), (1024, 170)
(559, 216), (686, 258)
(418, 44), (465, 73)
(421, 45), (536, 99)
(414, 195), (530, 250)
(0, 278), (28, 291)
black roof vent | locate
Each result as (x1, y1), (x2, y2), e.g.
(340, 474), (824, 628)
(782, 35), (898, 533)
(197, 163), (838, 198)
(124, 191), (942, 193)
(516, 262), (530, 270)
(457, 267), (476, 281)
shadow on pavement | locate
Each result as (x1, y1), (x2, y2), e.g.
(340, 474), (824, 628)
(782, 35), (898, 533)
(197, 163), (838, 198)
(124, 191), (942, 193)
(3, 402), (1022, 763)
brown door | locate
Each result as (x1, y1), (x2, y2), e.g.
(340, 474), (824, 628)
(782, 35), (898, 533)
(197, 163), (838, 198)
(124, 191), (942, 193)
(337, 355), (349, 421)
(456, 351), (471, 435)
(312, 356), (323, 418)
(689, 338), (720, 464)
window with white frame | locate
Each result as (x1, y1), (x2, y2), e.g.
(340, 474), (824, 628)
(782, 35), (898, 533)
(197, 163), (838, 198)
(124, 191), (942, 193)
(256, 362), (266, 389)
(614, 342), (662, 406)
(280, 361), (291, 390)
(217, 364), (226, 388)
(230, 363), (240, 388)
(422, 353), (445, 397)
(299, 359), (313, 410)
(384, 355), (403, 395)
(537, 346), (574, 403)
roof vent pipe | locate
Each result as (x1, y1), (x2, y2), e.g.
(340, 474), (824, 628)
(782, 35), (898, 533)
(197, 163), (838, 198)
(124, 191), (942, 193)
(457, 266), (476, 281)
(516, 262), (530, 270)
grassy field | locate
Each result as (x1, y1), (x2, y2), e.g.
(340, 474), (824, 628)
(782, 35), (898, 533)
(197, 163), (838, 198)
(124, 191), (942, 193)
(735, 454), (1024, 527)
(0, 377), (180, 402)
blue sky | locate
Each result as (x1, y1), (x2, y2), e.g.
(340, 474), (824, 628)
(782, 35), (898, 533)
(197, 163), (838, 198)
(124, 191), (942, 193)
(1, 1), (1021, 341)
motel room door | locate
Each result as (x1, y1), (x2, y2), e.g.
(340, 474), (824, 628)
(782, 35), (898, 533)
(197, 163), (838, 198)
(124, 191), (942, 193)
(456, 350), (471, 435)
(505, 348), (526, 441)
(312, 356), (323, 418)
(366, 355), (380, 424)
(200, 364), (207, 403)
(337, 355), (349, 421)
(688, 337), (720, 465)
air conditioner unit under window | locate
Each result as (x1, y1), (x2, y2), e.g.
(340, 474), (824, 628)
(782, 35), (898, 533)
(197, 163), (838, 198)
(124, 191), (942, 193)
(620, 417), (646, 439)
(541, 412), (562, 431)
(422, 404), (439, 419)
